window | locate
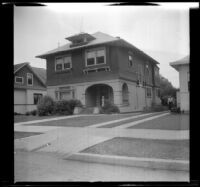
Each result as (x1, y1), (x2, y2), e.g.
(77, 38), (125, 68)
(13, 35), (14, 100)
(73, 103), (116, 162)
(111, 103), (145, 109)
(34, 93), (43, 104)
(15, 76), (23, 84)
(122, 83), (129, 105)
(63, 56), (72, 69)
(146, 87), (152, 98)
(156, 88), (160, 97)
(96, 50), (105, 64)
(55, 56), (72, 71)
(86, 51), (95, 66)
(55, 87), (74, 101)
(128, 55), (133, 67)
(27, 73), (33, 86)
(86, 48), (106, 66)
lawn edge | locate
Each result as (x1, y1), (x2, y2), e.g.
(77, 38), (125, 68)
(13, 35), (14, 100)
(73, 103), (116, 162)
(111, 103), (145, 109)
(66, 152), (189, 171)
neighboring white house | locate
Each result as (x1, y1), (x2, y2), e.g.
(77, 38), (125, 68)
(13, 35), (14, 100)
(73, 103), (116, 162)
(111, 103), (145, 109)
(14, 63), (47, 114)
(170, 55), (190, 112)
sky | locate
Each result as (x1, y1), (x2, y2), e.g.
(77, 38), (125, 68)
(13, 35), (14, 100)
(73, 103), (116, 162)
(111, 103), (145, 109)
(14, 3), (198, 88)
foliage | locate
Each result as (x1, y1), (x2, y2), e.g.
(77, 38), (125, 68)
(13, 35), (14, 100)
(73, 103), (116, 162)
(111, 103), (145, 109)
(159, 74), (178, 99)
(100, 100), (120, 114)
(37, 95), (55, 116)
(53, 99), (83, 115)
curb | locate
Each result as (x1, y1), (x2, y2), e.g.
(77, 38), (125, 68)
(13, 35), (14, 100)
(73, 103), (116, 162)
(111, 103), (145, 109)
(66, 152), (189, 171)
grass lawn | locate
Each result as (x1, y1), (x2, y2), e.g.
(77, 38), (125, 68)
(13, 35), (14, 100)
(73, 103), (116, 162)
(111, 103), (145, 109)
(128, 114), (189, 130)
(98, 113), (161, 128)
(18, 113), (140, 127)
(81, 137), (189, 160)
(15, 131), (43, 139)
(14, 115), (62, 123)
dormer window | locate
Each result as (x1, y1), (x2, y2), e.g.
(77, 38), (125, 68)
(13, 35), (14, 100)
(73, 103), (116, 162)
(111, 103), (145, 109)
(65, 33), (96, 48)
(55, 56), (72, 71)
(86, 48), (106, 67)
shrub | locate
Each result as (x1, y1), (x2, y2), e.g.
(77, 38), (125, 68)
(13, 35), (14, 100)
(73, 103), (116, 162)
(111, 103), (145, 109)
(100, 100), (120, 114)
(30, 109), (37, 116)
(151, 105), (168, 112)
(54, 100), (72, 115)
(25, 111), (30, 116)
(54, 99), (83, 115)
(37, 96), (55, 116)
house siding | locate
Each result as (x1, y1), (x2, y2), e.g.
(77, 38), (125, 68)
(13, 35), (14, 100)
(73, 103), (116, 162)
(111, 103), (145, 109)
(46, 45), (120, 86)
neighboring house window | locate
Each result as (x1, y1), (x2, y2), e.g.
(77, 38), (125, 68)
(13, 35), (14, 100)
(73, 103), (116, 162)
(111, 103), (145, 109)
(55, 56), (72, 71)
(86, 48), (106, 67)
(27, 73), (33, 86)
(146, 87), (152, 98)
(34, 93), (43, 105)
(122, 83), (129, 104)
(15, 76), (23, 84)
(128, 55), (133, 67)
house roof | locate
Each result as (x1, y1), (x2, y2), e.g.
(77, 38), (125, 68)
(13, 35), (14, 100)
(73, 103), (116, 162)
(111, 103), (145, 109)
(170, 55), (189, 66)
(170, 55), (189, 71)
(14, 62), (29, 73)
(14, 63), (46, 85)
(36, 32), (119, 58)
(36, 31), (159, 64)
(31, 67), (46, 85)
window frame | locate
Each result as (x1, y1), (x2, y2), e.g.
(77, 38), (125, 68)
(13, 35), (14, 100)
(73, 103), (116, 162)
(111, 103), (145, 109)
(128, 54), (133, 67)
(146, 87), (152, 98)
(27, 73), (33, 86)
(55, 55), (72, 72)
(33, 93), (43, 105)
(85, 47), (106, 67)
(15, 76), (24, 84)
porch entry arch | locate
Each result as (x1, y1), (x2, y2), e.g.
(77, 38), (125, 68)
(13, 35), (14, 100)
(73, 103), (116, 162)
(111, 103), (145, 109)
(85, 84), (114, 107)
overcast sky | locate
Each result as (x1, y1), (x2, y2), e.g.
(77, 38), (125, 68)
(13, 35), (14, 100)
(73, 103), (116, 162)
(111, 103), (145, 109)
(14, 3), (197, 88)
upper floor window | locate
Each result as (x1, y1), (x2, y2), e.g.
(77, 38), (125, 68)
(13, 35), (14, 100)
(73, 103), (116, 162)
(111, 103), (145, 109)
(55, 56), (72, 71)
(86, 48), (106, 67)
(15, 76), (23, 84)
(27, 73), (33, 86)
(128, 55), (133, 67)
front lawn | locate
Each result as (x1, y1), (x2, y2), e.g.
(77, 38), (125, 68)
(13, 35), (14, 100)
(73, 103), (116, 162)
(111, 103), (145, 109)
(25, 113), (139, 127)
(128, 114), (189, 130)
(14, 115), (63, 123)
(15, 131), (43, 139)
(81, 137), (189, 160)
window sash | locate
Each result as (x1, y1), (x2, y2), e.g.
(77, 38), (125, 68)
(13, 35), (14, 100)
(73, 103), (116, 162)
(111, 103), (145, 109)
(27, 73), (33, 85)
(55, 56), (72, 71)
(86, 48), (106, 66)
(15, 76), (23, 84)
(34, 93), (43, 105)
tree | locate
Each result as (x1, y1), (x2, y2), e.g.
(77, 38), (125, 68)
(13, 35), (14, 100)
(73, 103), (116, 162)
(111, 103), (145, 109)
(159, 74), (178, 105)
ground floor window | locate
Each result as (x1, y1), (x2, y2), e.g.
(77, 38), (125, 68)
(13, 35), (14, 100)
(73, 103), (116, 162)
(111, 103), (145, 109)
(156, 88), (160, 97)
(34, 93), (43, 104)
(122, 83), (129, 104)
(55, 87), (75, 101)
(146, 87), (152, 98)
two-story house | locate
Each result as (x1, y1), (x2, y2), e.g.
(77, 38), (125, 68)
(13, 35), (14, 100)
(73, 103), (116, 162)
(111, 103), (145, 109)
(14, 62), (47, 114)
(36, 32), (161, 112)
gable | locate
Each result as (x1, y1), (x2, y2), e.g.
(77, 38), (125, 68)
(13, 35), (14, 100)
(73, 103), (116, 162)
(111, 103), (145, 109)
(14, 65), (46, 89)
